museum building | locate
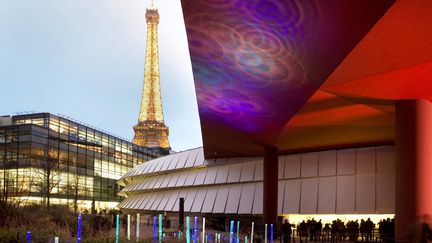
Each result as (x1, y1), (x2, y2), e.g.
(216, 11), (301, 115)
(118, 146), (395, 226)
(0, 112), (166, 210)
(118, 0), (432, 241)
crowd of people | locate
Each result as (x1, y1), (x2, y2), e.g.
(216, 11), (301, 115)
(281, 218), (395, 243)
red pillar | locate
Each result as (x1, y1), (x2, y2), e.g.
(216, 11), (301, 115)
(263, 146), (278, 225)
(395, 99), (432, 242)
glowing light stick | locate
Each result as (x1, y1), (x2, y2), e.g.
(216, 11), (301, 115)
(159, 214), (163, 241)
(230, 220), (235, 243)
(127, 214), (131, 241)
(270, 224), (274, 243)
(202, 217), (206, 243)
(251, 222), (254, 243)
(186, 216), (191, 243)
(236, 221), (240, 243)
(136, 213), (140, 242)
(194, 216), (198, 242)
(153, 216), (157, 241)
(77, 214), (82, 243)
(115, 214), (120, 243)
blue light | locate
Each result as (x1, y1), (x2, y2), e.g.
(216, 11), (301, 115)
(236, 221), (240, 243)
(270, 224), (274, 243)
(186, 216), (191, 243)
(115, 215), (120, 243)
(159, 214), (163, 242)
(77, 214), (82, 243)
(230, 220), (235, 243)
(194, 216), (198, 242)
(26, 231), (31, 243)
(153, 216), (157, 241)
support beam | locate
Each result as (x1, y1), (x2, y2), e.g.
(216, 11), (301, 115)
(395, 99), (432, 242)
(179, 197), (185, 232)
(263, 146), (278, 225)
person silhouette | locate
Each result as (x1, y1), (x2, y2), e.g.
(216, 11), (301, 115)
(420, 215), (432, 243)
(282, 219), (293, 243)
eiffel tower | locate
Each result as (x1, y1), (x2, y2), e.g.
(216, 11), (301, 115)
(133, 2), (170, 149)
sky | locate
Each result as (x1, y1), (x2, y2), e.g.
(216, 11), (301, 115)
(0, 0), (203, 151)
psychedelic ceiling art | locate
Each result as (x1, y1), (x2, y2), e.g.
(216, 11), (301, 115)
(181, 0), (395, 157)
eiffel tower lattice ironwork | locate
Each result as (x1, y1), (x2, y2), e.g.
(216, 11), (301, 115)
(133, 4), (170, 149)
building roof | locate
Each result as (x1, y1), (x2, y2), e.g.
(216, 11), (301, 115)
(120, 147), (206, 180)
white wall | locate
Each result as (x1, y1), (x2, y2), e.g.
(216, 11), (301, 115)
(121, 146), (395, 215)
(278, 146), (395, 214)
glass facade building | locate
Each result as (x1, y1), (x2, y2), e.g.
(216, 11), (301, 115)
(0, 112), (166, 211)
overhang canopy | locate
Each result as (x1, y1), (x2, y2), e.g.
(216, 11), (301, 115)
(181, 0), (431, 157)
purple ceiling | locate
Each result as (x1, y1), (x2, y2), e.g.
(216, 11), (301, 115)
(181, 0), (394, 156)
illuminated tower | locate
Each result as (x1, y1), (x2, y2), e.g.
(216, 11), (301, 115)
(133, 4), (170, 149)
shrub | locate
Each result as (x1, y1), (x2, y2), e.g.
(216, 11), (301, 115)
(0, 228), (21, 242)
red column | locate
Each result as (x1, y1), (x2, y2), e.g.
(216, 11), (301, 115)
(263, 146), (278, 225)
(395, 99), (432, 242)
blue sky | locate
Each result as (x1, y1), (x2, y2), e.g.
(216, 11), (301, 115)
(0, 0), (203, 151)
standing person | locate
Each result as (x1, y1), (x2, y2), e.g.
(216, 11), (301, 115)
(331, 221), (338, 243)
(360, 219), (366, 241)
(314, 220), (322, 241)
(282, 219), (293, 243)
(388, 219), (395, 242)
(420, 215), (432, 243)
(347, 221), (354, 241)
(323, 223), (331, 241)
(365, 218), (374, 241)
(339, 220), (347, 241)
(309, 219), (316, 241)
(378, 220), (385, 242)
(353, 220), (359, 241)
(300, 220), (306, 238)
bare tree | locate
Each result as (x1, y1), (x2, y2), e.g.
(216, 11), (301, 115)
(62, 174), (89, 214)
(0, 171), (25, 203)
(0, 131), (33, 227)
(32, 147), (61, 208)
(0, 167), (33, 227)
(64, 175), (80, 214)
(0, 171), (32, 202)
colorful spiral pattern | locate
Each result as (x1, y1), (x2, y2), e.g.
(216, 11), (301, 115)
(181, 0), (394, 142)
(182, 0), (320, 134)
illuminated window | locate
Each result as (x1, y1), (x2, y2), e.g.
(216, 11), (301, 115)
(0, 113), (164, 210)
